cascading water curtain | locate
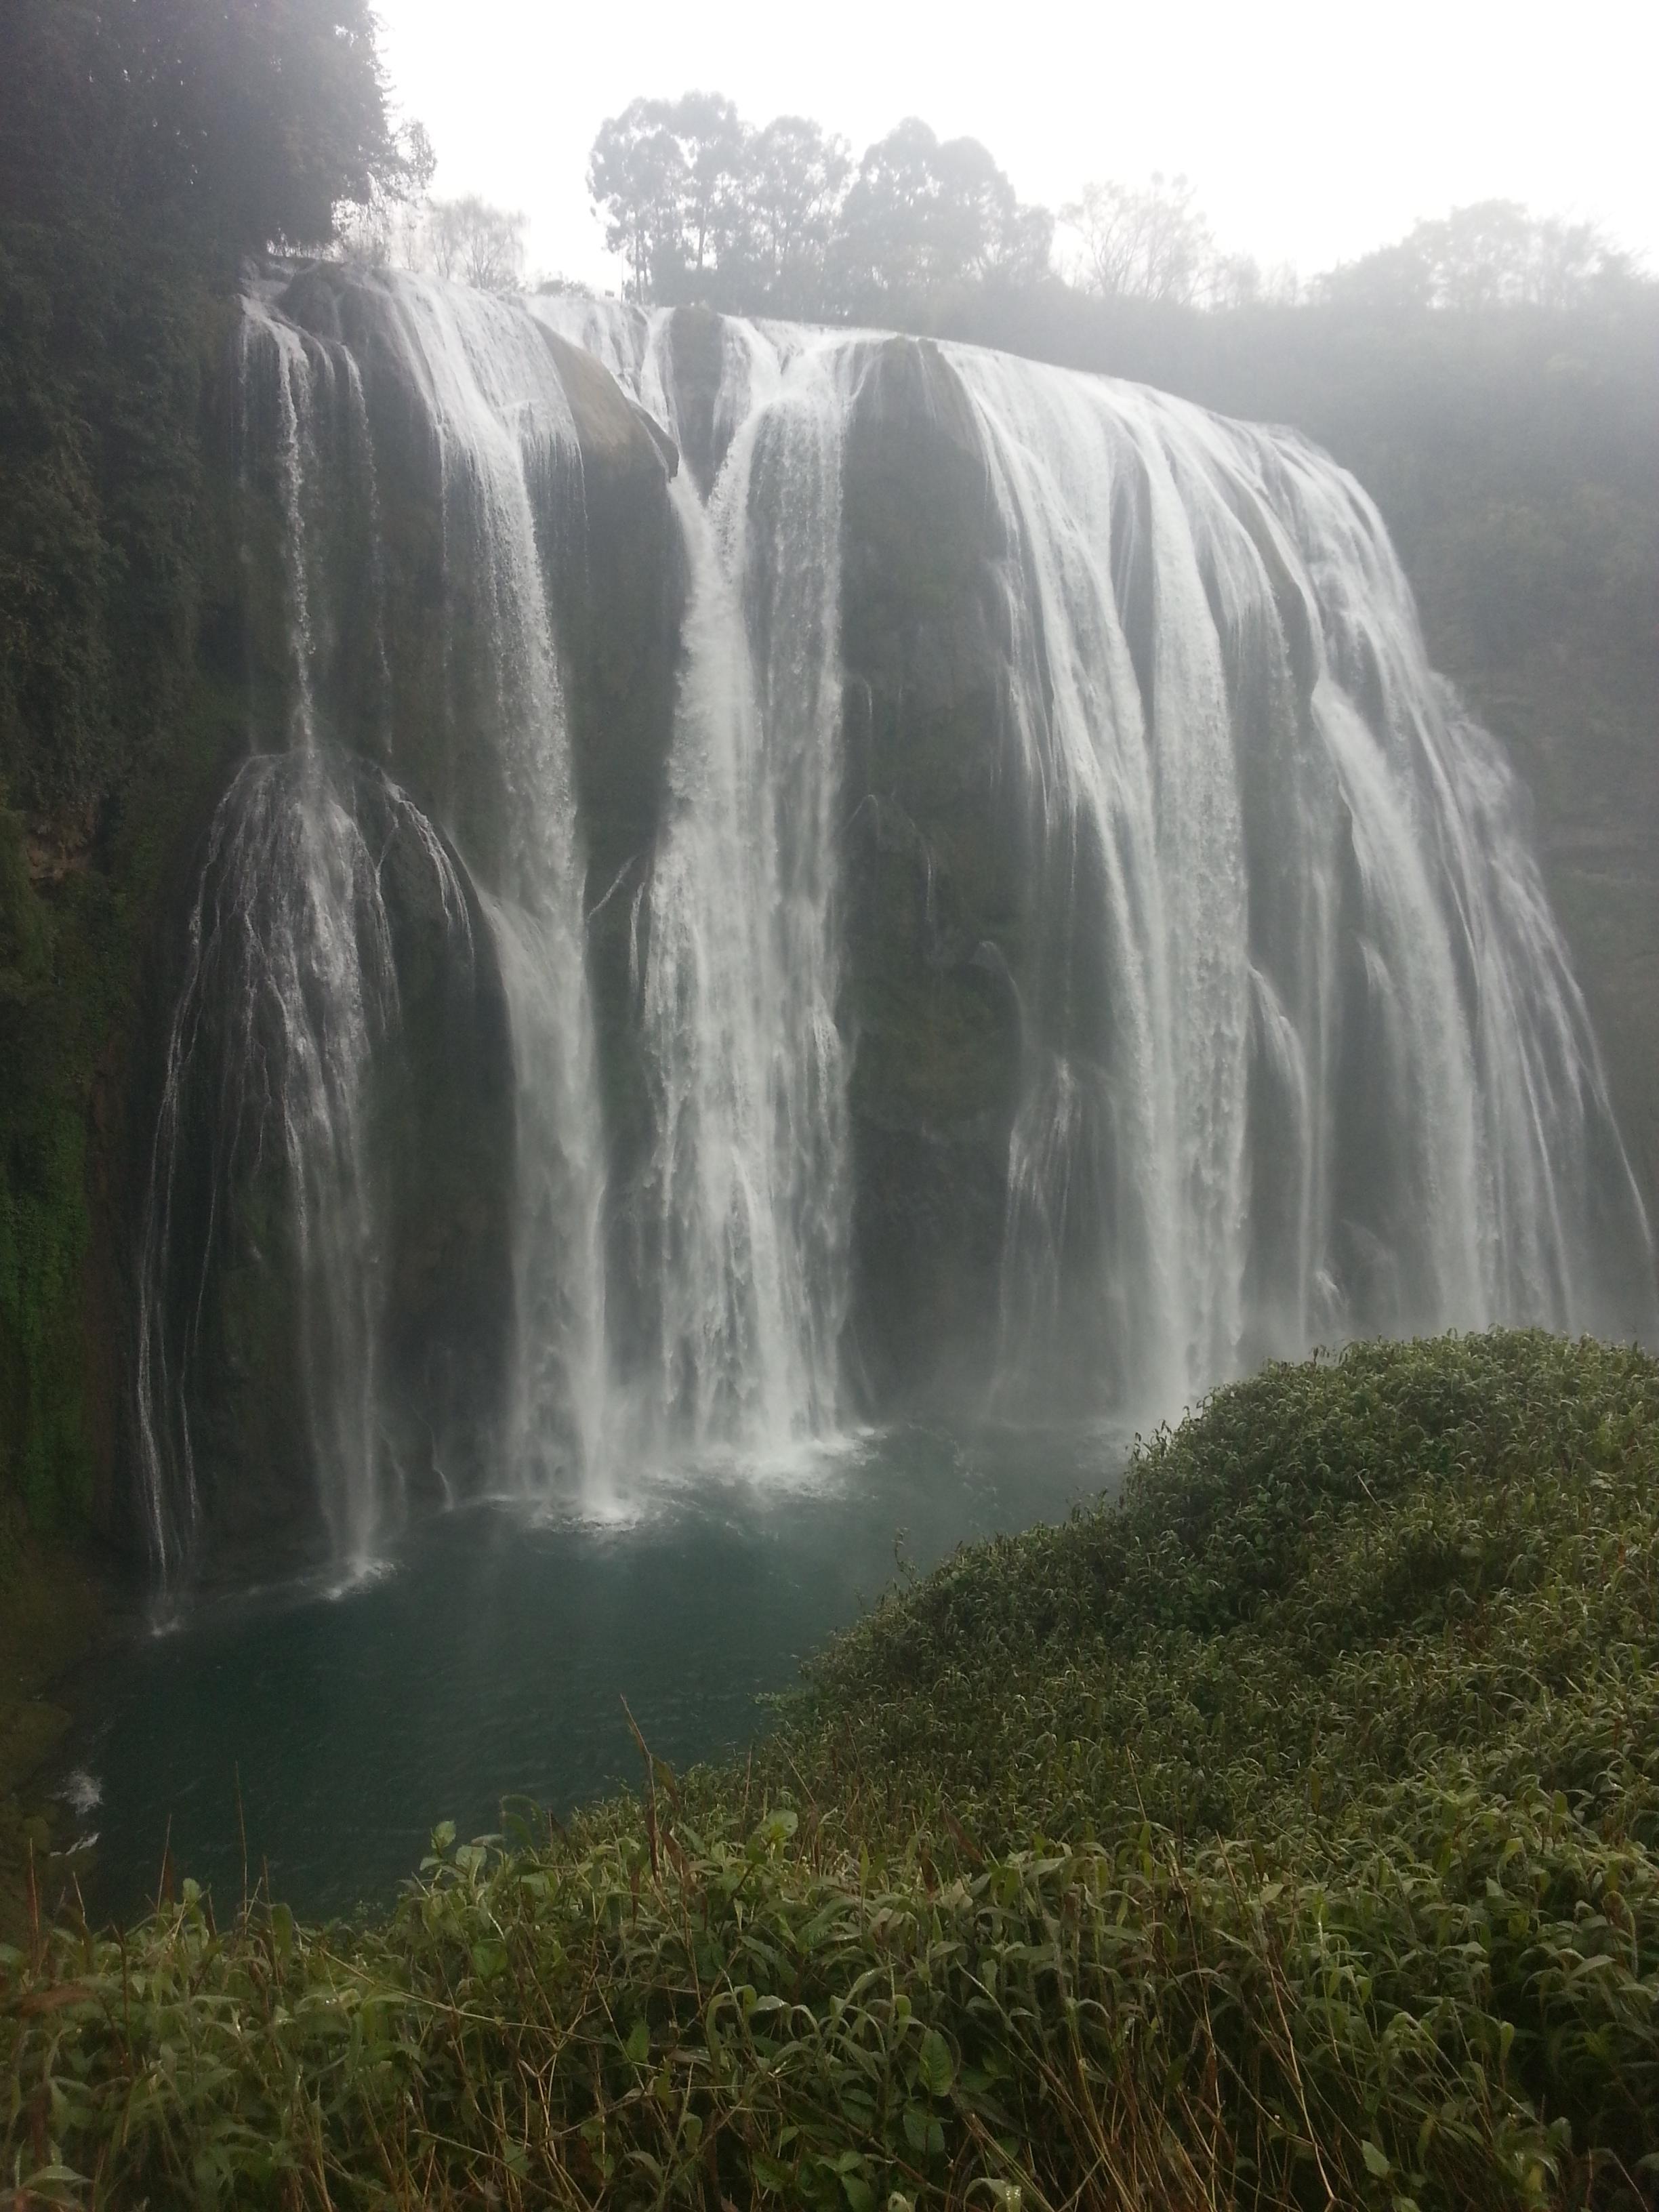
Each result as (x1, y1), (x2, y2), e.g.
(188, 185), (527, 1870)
(952, 350), (1654, 1415)
(377, 274), (613, 1502)
(137, 302), (474, 1583)
(630, 329), (854, 1454)
(136, 757), (474, 1580)
(140, 281), (1656, 1583)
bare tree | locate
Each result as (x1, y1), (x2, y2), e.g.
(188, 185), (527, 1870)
(424, 195), (527, 291)
(1062, 173), (1213, 306)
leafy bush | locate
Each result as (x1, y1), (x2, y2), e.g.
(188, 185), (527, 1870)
(4, 1330), (1659, 2207)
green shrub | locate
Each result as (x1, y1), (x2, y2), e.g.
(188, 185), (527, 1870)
(4, 1330), (1658, 2208)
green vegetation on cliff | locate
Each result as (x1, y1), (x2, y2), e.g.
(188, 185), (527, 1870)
(5, 1330), (1658, 2208)
(0, 0), (411, 1549)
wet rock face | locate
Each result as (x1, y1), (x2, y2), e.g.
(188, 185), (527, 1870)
(838, 337), (1025, 1404)
(535, 323), (687, 1256)
(663, 305), (731, 497)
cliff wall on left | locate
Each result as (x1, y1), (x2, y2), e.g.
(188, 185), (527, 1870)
(0, 0), (409, 1578)
(0, 213), (239, 1570)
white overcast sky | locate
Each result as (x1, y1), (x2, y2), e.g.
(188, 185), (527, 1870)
(373, 0), (1658, 291)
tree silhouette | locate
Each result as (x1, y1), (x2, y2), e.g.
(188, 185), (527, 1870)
(1317, 202), (1638, 312)
(1061, 173), (1214, 306)
(834, 119), (1051, 312)
(424, 197), (527, 291)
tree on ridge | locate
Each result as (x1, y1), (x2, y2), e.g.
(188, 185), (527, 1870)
(424, 197), (528, 291)
(1317, 201), (1639, 312)
(1061, 173), (1214, 306)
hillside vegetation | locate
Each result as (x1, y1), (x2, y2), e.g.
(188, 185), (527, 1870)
(5, 1330), (1658, 2209)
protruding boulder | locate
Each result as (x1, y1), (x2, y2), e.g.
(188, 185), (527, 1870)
(662, 304), (729, 496)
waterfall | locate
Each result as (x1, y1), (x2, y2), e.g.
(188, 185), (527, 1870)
(945, 354), (1654, 1408)
(527, 299), (855, 1452)
(648, 337), (848, 1448)
(137, 279), (604, 1580)
(134, 752), (474, 1581)
(544, 301), (1650, 1415)
(137, 276), (1654, 1579)
(373, 277), (610, 1500)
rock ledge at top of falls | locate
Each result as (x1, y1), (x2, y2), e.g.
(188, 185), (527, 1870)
(274, 260), (680, 490)
(663, 305), (728, 497)
(533, 322), (680, 483)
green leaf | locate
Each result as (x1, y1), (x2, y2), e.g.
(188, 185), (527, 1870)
(1362, 2139), (1392, 2178)
(918, 2027), (956, 2096)
(268, 1902), (294, 1961)
(625, 2018), (650, 2064)
(750, 1808), (799, 1856)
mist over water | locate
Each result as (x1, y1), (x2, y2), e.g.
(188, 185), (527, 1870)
(135, 275), (1655, 1595)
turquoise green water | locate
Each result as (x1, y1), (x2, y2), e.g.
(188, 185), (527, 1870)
(64, 1420), (1126, 1923)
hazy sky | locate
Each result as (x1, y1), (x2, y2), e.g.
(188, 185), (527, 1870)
(374, 0), (1658, 291)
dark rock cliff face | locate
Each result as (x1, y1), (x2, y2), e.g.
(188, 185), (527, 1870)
(838, 339), (1023, 1401)
(663, 306), (735, 497)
